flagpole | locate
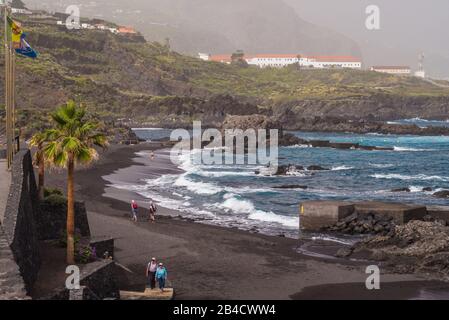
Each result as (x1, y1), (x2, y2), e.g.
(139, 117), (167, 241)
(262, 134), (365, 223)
(11, 23), (15, 154)
(4, 2), (12, 169)
(3, 2), (15, 169)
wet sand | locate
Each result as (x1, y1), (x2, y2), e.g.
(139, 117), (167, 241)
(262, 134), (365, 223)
(45, 143), (449, 300)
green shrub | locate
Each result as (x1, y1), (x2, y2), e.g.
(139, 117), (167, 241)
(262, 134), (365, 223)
(44, 187), (64, 198)
(44, 194), (67, 206)
(76, 245), (97, 264)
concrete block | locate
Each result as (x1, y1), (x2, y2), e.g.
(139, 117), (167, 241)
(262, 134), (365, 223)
(354, 201), (427, 224)
(427, 206), (449, 223)
(300, 201), (355, 231)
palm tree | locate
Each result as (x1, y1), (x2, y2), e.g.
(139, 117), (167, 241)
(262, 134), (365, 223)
(44, 101), (108, 264)
(30, 132), (48, 200)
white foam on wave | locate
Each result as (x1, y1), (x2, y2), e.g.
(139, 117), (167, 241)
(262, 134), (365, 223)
(210, 193), (298, 228)
(369, 163), (394, 169)
(371, 173), (449, 182)
(249, 211), (299, 228)
(174, 174), (223, 195)
(285, 169), (308, 177)
(284, 144), (310, 149)
(136, 189), (217, 219)
(331, 165), (354, 171)
(195, 170), (254, 178)
(393, 146), (434, 152)
(409, 186), (424, 193)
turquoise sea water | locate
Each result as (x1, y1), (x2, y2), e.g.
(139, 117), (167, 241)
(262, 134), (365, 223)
(130, 124), (449, 237)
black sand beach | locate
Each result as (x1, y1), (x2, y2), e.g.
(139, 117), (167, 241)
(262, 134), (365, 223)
(45, 143), (449, 300)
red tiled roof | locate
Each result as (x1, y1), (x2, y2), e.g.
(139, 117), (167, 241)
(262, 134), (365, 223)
(209, 55), (232, 62)
(118, 26), (137, 34)
(248, 54), (299, 59)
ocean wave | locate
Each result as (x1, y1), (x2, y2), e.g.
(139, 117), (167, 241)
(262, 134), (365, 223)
(369, 163), (394, 168)
(284, 144), (310, 149)
(174, 174), (223, 195)
(249, 211), (299, 228)
(393, 146), (435, 152)
(366, 132), (385, 136)
(371, 173), (449, 182)
(409, 186), (444, 193)
(194, 170), (254, 178)
(138, 190), (217, 218)
(211, 193), (298, 228)
(331, 165), (354, 171)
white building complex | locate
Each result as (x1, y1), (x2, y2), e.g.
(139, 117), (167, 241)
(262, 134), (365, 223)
(370, 66), (411, 75)
(199, 53), (362, 70)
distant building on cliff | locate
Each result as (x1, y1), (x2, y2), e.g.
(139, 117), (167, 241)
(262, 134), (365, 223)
(11, 8), (32, 15)
(303, 56), (362, 69)
(198, 53), (211, 61)
(370, 66), (411, 75)
(118, 26), (137, 35)
(200, 53), (362, 69)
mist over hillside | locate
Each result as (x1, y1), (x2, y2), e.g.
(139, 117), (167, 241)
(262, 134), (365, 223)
(24, 0), (361, 57)
(285, 0), (449, 79)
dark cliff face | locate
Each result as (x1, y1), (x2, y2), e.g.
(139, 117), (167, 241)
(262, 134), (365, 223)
(273, 94), (449, 125)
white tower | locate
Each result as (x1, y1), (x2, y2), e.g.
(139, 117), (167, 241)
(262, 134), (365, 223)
(415, 53), (426, 78)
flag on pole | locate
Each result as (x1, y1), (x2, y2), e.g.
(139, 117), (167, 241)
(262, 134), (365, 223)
(7, 16), (38, 58)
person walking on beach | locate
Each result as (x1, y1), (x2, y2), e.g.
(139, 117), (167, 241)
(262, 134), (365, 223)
(131, 200), (138, 222)
(146, 257), (158, 290)
(149, 201), (158, 223)
(155, 263), (168, 292)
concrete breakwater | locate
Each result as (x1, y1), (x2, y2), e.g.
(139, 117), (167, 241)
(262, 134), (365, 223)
(300, 200), (449, 233)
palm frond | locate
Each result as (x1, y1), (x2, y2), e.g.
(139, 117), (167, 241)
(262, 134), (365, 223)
(43, 100), (109, 168)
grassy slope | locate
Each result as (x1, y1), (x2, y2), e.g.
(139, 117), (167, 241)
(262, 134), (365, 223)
(3, 14), (449, 130)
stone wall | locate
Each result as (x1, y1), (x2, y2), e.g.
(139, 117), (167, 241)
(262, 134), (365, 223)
(90, 236), (114, 259)
(1, 150), (41, 294)
(36, 197), (91, 240)
(0, 226), (29, 300)
(42, 260), (120, 300)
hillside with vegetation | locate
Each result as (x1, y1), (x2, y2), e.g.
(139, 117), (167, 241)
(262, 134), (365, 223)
(1, 13), (449, 135)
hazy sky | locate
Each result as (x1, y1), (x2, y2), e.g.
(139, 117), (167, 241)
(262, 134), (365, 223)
(285, 0), (449, 78)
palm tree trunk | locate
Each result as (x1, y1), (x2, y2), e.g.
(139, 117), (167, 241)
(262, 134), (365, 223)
(38, 150), (45, 200)
(66, 153), (75, 264)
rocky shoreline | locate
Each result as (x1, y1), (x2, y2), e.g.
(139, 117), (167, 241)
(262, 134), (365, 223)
(278, 117), (449, 136)
(345, 220), (449, 278)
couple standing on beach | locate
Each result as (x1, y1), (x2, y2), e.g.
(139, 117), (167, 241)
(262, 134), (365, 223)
(131, 200), (157, 223)
(146, 257), (168, 292)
